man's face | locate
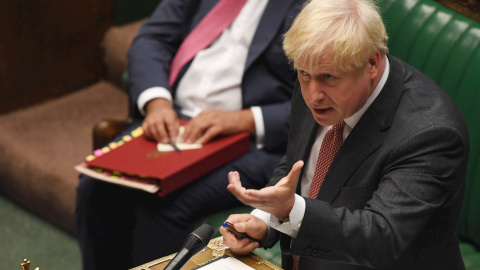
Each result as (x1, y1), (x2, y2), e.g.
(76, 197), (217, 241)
(297, 57), (376, 126)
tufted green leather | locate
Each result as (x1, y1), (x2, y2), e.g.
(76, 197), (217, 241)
(114, 0), (162, 25)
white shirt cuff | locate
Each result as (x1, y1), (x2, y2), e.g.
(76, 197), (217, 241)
(251, 208), (271, 225)
(137, 87), (173, 115)
(269, 194), (305, 239)
(250, 195), (305, 239)
(250, 106), (265, 149)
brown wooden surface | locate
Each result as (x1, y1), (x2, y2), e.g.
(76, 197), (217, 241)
(0, 0), (114, 114)
(437, 0), (480, 22)
(130, 237), (283, 270)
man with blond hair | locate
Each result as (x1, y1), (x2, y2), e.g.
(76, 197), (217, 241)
(221, 0), (469, 269)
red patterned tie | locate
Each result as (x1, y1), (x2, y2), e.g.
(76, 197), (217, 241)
(168, 0), (248, 87)
(308, 120), (346, 199)
(293, 120), (345, 270)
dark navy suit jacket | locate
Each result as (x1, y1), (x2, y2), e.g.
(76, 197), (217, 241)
(128, 0), (306, 152)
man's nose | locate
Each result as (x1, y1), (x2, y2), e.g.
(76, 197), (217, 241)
(307, 80), (325, 101)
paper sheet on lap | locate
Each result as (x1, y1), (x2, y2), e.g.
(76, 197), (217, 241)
(157, 126), (203, 151)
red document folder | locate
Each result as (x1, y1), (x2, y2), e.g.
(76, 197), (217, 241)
(75, 129), (250, 197)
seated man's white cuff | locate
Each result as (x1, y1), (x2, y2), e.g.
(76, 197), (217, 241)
(250, 106), (265, 149)
(137, 87), (173, 115)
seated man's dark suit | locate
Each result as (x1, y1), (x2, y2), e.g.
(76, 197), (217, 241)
(75, 0), (306, 269)
(272, 55), (469, 269)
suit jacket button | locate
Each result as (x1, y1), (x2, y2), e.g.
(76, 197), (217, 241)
(325, 252), (331, 259)
(312, 249), (318, 257)
(305, 248), (312, 255)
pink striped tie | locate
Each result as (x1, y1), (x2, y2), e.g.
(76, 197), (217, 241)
(168, 0), (248, 87)
(293, 120), (345, 270)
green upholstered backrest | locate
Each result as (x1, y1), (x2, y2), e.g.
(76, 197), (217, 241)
(114, 0), (162, 25)
(380, 0), (480, 249)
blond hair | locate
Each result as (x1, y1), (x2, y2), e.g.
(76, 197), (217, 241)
(283, 0), (388, 72)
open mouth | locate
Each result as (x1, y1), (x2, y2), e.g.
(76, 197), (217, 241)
(313, 107), (331, 114)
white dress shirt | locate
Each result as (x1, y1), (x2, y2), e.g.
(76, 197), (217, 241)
(253, 57), (391, 239)
(137, 0), (269, 147)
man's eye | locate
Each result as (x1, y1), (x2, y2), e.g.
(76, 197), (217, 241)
(299, 70), (311, 80)
(324, 74), (334, 80)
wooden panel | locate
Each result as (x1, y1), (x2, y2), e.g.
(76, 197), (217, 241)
(437, 0), (480, 22)
(0, 0), (114, 114)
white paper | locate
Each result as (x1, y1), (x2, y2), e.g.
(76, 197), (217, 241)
(157, 126), (203, 152)
(74, 165), (160, 193)
(197, 257), (255, 270)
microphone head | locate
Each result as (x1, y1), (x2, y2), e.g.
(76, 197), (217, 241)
(163, 224), (214, 270)
(190, 223), (214, 246)
(183, 223), (214, 255)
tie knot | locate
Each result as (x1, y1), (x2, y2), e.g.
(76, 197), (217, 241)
(332, 120), (346, 132)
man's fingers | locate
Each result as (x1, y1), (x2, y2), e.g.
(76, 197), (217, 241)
(285, 160), (304, 188)
(221, 223), (259, 256)
(227, 171), (250, 203)
(228, 171), (241, 185)
(165, 117), (180, 142)
(228, 171), (273, 204)
(182, 120), (205, 144)
(197, 125), (221, 144)
(222, 236), (258, 255)
(143, 119), (166, 143)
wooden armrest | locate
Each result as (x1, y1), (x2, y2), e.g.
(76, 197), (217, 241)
(93, 118), (133, 150)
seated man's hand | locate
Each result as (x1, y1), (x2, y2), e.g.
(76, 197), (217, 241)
(143, 98), (179, 144)
(182, 109), (255, 144)
(227, 161), (304, 221)
(220, 214), (266, 255)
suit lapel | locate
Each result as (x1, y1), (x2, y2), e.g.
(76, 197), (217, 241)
(245, 0), (297, 70)
(190, 0), (219, 28)
(288, 82), (319, 171)
(316, 55), (404, 203)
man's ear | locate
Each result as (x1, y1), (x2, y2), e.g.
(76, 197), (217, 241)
(368, 50), (381, 79)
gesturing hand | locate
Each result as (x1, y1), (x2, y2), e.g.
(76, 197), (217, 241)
(227, 160), (304, 221)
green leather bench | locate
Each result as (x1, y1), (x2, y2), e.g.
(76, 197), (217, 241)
(104, 0), (480, 267)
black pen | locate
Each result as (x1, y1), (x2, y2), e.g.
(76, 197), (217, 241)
(165, 128), (181, 152)
(222, 221), (262, 245)
(168, 138), (181, 152)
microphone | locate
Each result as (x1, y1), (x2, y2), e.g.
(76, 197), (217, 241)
(164, 223), (215, 270)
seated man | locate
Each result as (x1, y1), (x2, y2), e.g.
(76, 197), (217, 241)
(222, 0), (469, 269)
(75, 0), (306, 269)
